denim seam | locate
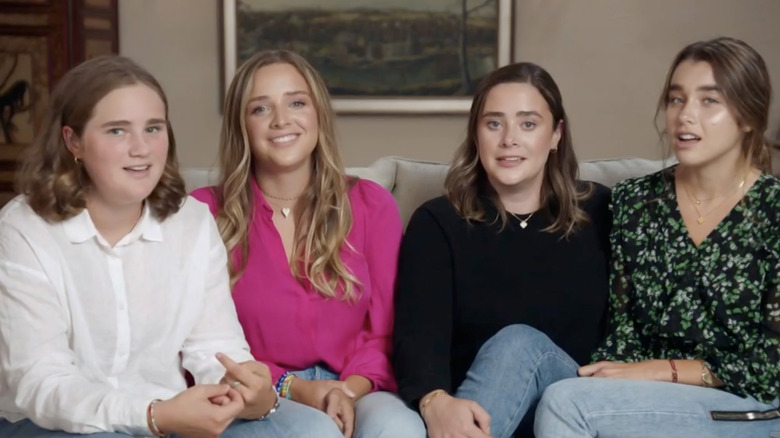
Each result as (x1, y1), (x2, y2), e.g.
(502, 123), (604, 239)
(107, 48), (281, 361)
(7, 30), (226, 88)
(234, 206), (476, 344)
(499, 350), (579, 438)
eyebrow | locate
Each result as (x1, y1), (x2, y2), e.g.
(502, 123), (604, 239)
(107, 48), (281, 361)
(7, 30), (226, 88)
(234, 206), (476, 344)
(99, 118), (166, 128)
(668, 84), (721, 93)
(247, 90), (310, 103)
(481, 110), (543, 119)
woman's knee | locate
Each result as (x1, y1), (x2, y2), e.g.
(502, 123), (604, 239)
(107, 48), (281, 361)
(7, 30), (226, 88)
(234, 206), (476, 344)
(233, 399), (343, 438)
(354, 392), (426, 438)
(536, 378), (591, 422)
(480, 324), (558, 359)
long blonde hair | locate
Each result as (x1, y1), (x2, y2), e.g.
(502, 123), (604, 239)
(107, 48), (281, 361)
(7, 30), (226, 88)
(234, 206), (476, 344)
(16, 55), (185, 222)
(445, 62), (593, 237)
(216, 50), (359, 300)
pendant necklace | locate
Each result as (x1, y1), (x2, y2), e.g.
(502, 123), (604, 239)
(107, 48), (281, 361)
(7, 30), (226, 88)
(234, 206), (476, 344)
(682, 179), (745, 225)
(264, 193), (300, 219)
(510, 211), (535, 229)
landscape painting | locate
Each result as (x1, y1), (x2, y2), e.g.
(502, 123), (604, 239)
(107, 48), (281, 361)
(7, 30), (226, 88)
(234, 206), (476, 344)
(223, 0), (512, 113)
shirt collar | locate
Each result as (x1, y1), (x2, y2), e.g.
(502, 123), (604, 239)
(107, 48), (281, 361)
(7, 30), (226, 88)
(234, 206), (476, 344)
(62, 203), (164, 245)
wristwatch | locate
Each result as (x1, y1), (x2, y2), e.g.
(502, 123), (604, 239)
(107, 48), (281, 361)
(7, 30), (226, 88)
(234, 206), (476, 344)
(701, 363), (715, 387)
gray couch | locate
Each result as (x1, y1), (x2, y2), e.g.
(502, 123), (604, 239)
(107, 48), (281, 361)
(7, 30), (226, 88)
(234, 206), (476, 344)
(181, 156), (667, 227)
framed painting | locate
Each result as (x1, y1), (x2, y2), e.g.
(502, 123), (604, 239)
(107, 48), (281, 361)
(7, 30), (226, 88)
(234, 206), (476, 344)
(0, 0), (117, 207)
(222, 0), (513, 114)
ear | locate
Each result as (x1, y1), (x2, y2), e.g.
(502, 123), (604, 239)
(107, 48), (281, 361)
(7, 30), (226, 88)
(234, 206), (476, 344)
(551, 120), (563, 151)
(62, 126), (81, 158)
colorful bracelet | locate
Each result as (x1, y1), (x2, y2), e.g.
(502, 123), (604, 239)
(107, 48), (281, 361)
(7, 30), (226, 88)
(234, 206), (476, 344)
(669, 359), (678, 383)
(279, 374), (296, 399)
(275, 371), (291, 393)
(146, 399), (165, 437)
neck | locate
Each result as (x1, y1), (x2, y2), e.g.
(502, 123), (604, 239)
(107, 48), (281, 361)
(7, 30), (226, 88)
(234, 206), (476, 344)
(495, 183), (543, 215)
(677, 157), (748, 199)
(255, 163), (311, 201)
(86, 197), (144, 246)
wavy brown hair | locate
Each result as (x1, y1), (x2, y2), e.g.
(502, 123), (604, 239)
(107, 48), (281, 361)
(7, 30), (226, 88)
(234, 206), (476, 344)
(655, 37), (773, 173)
(216, 50), (359, 300)
(445, 62), (593, 237)
(16, 55), (185, 222)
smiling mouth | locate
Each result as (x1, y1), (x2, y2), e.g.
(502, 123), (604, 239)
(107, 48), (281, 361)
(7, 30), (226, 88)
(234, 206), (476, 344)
(499, 157), (524, 162)
(271, 134), (298, 144)
(124, 165), (150, 171)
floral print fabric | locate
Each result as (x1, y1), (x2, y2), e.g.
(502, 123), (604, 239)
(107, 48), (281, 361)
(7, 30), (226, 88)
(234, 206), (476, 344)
(595, 167), (780, 403)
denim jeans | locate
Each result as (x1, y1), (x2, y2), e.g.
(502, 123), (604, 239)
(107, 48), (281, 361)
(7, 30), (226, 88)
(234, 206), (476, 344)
(0, 377), (424, 438)
(0, 403), (327, 438)
(290, 365), (426, 438)
(535, 377), (780, 437)
(454, 324), (580, 438)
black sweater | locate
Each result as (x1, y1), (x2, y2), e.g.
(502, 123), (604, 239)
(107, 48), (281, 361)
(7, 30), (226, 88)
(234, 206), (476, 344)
(393, 183), (612, 409)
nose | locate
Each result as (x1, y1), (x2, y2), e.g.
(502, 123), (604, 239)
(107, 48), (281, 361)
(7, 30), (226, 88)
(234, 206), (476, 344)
(501, 125), (519, 148)
(129, 131), (151, 157)
(677, 100), (696, 125)
(271, 106), (291, 128)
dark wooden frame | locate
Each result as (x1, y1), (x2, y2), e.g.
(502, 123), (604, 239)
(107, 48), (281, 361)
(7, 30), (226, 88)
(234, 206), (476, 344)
(0, 0), (117, 206)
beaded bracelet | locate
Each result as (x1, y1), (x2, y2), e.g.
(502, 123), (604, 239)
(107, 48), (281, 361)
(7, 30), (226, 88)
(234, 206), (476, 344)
(275, 371), (291, 394)
(278, 374), (296, 399)
(146, 399), (165, 437)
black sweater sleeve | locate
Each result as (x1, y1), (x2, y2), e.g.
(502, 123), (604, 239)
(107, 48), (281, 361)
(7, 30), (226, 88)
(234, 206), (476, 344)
(392, 201), (454, 409)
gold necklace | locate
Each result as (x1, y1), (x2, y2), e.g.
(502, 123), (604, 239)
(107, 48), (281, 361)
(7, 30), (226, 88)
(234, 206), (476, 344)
(682, 179), (745, 224)
(262, 192), (302, 219)
(509, 211), (535, 229)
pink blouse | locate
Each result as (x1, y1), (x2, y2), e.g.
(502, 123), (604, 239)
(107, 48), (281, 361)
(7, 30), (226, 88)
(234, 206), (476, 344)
(192, 178), (402, 391)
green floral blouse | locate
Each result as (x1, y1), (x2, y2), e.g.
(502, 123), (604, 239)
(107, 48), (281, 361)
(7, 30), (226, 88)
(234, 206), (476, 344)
(594, 167), (780, 403)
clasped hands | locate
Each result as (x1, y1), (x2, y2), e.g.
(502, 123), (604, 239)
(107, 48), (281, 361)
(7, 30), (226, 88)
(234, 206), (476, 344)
(151, 353), (276, 438)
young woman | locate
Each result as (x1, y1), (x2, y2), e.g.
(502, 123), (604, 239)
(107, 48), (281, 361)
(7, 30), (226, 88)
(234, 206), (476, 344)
(191, 50), (425, 438)
(0, 56), (282, 437)
(535, 37), (780, 437)
(392, 62), (612, 438)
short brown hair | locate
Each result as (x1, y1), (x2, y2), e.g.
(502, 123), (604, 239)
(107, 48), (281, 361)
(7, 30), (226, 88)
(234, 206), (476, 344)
(16, 55), (185, 222)
(445, 62), (593, 237)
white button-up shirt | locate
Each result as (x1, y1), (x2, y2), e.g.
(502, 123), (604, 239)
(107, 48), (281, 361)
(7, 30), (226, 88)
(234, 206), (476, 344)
(0, 196), (253, 435)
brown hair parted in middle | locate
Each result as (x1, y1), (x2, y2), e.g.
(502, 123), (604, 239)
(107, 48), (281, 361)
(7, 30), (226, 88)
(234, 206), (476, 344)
(655, 36), (773, 174)
(16, 55), (186, 222)
(445, 62), (593, 237)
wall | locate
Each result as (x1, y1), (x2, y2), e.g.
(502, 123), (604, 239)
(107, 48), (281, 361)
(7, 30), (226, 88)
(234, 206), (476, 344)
(119, 0), (780, 169)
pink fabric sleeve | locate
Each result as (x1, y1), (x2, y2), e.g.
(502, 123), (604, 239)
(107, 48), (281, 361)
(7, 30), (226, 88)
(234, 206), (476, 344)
(339, 180), (402, 392)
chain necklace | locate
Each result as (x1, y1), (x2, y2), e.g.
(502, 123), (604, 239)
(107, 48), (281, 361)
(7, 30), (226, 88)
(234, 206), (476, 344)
(682, 179), (745, 225)
(509, 211), (535, 229)
(262, 192), (302, 219)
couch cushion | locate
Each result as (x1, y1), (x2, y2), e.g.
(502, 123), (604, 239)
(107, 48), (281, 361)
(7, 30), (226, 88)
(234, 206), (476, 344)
(181, 156), (668, 229)
(579, 158), (666, 187)
(386, 157), (450, 227)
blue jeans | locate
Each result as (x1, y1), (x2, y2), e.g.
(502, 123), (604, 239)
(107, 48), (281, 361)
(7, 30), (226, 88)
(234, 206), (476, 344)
(535, 377), (780, 437)
(455, 324), (579, 438)
(0, 404), (324, 438)
(0, 385), (423, 438)
(290, 365), (425, 438)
